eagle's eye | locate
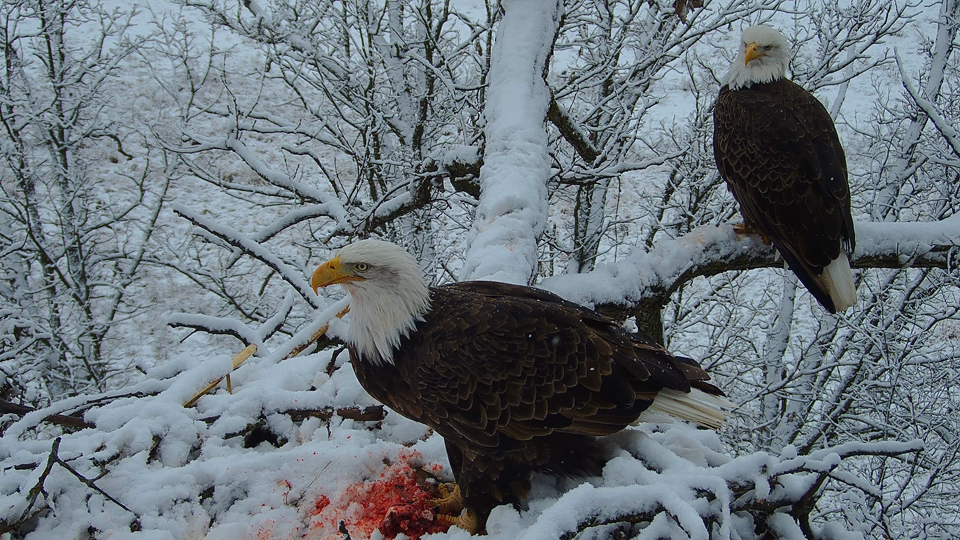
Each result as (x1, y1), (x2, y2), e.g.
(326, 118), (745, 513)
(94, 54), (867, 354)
(763, 45), (773, 51)
(355, 262), (369, 272)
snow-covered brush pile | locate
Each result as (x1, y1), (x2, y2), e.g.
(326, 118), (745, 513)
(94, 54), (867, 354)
(0, 316), (923, 540)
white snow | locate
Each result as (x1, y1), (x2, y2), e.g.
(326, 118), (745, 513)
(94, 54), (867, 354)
(539, 218), (960, 310)
(459, 0), (562, 284)
(3, 365), (896, 539)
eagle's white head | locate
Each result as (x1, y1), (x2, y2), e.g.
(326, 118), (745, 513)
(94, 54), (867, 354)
(721, 25), (790, 90)
(311, 239), (430, 365)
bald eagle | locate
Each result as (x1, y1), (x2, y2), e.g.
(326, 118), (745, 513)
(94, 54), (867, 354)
(312, 239), (728, 534)
(713, 25), (857, 313)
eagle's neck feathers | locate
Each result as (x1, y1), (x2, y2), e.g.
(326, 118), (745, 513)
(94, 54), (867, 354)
(339, 243), (431, 366)
(345, 282), (429, 366)
(721, 26), (790, 91)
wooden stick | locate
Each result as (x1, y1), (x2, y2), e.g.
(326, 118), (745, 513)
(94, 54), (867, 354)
(285, 305), (351, 360)
(0, 400), (94, 429)
(184, 344), (257, 407)
(182, 304), (351, 408)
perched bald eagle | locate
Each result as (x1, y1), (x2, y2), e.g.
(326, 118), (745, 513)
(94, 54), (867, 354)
(713, 25), (857, 313)
(312, 239), (728, 534)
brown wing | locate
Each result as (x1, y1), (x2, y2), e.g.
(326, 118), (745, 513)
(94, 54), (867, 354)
(713, 79), (854, 310)
(349, 281), (723, 528)
(356, 281), (706, 453)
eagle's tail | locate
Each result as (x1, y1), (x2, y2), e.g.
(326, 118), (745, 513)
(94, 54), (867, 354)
(637, 388), (732, 430)
(820, 252), (857, 312)
(775, 240), (857, 314)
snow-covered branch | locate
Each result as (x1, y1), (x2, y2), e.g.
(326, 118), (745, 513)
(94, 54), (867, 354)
(543, 217), (960, 327)
(897, 55), (960, 159)
(460, 0), (562, 284)
(172, 204), (321, 309)
(0, 339), (928, 540)
(166, 313), (266, 351)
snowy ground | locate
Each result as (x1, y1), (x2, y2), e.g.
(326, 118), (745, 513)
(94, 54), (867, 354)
(3, 339), (914, 539)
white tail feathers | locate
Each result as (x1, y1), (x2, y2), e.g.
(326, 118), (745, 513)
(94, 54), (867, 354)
(636, 389), (733, 430)
(821, 252), (857, 312)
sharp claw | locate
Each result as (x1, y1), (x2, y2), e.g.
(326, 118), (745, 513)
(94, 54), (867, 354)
(428, 483), (463, 514)
(732, 222), (772, 245)
(436, 508), (480, 535)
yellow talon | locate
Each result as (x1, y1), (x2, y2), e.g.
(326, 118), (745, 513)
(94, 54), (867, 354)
(732, 222), (771, 245)
(428, 483), (463, 514)
(436, 507), (481, 535)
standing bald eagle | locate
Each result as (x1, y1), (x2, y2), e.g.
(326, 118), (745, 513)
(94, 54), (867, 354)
(312, 239), (728, 534)
(713, 25), (857, 313)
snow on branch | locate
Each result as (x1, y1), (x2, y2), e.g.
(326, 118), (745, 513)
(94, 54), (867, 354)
(542, 217), (960, 313)
(460, 0), (562, 284)
(0, 400), (93, 430)
(166, 290), (297, 353)
(897, 54), (960, 159)
(510, 436), (923, 540)
(0, 348), (923, 540)
(336, 176), (443, 240)
(263, 298), (351, 365)
(3, 165), (939, 536)
(166, 313), (266, 351)
(548, 96), (600, 164)
(172, 203), (320, 309)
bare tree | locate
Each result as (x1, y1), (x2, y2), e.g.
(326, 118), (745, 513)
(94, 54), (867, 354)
(168, 0), (493, 238)
(0, 0), (165, 403)
(628, 1), (960, 536)
(142, 0), (499, 343)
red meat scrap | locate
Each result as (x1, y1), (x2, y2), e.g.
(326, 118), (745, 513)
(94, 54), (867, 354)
(304, 449), (451, 540)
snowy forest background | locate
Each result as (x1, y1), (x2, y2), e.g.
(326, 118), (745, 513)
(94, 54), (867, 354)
(2, 0), (960, 538)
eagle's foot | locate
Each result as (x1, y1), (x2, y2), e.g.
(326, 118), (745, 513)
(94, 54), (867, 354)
(429, 482), (463, 515)
(732, 222), (772, 245)
(436, 507), (481, 535)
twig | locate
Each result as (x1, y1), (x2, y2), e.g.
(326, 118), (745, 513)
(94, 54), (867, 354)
(1, 436), (135, 535)
(17, 438), (61, 530)
(286, 306), (350, 359)
(100, 133), (134, 160)
(184, 344), (258, 407)
(182, 305), (350, 407)
(0, 400), (94, 430)
(172, 204), (321, 308)
(327, 347), (347, 377)
(284, 405), (386, 423)
(51, 448), (134, 514)
(198, 405), (385, 426)
(547, 95), (599, 164)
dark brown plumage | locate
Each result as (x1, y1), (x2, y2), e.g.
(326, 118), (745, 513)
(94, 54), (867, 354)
(714, 26), (856, 313)
(353, 282), (721, 529)
(312, 240), (727, 534)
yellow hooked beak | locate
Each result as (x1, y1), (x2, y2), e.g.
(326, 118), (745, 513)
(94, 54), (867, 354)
(311, 256), (364, 293)
(744, 42), (762, 65)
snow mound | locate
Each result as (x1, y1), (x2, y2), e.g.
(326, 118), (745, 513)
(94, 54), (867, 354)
(1, 338), (919, 539)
